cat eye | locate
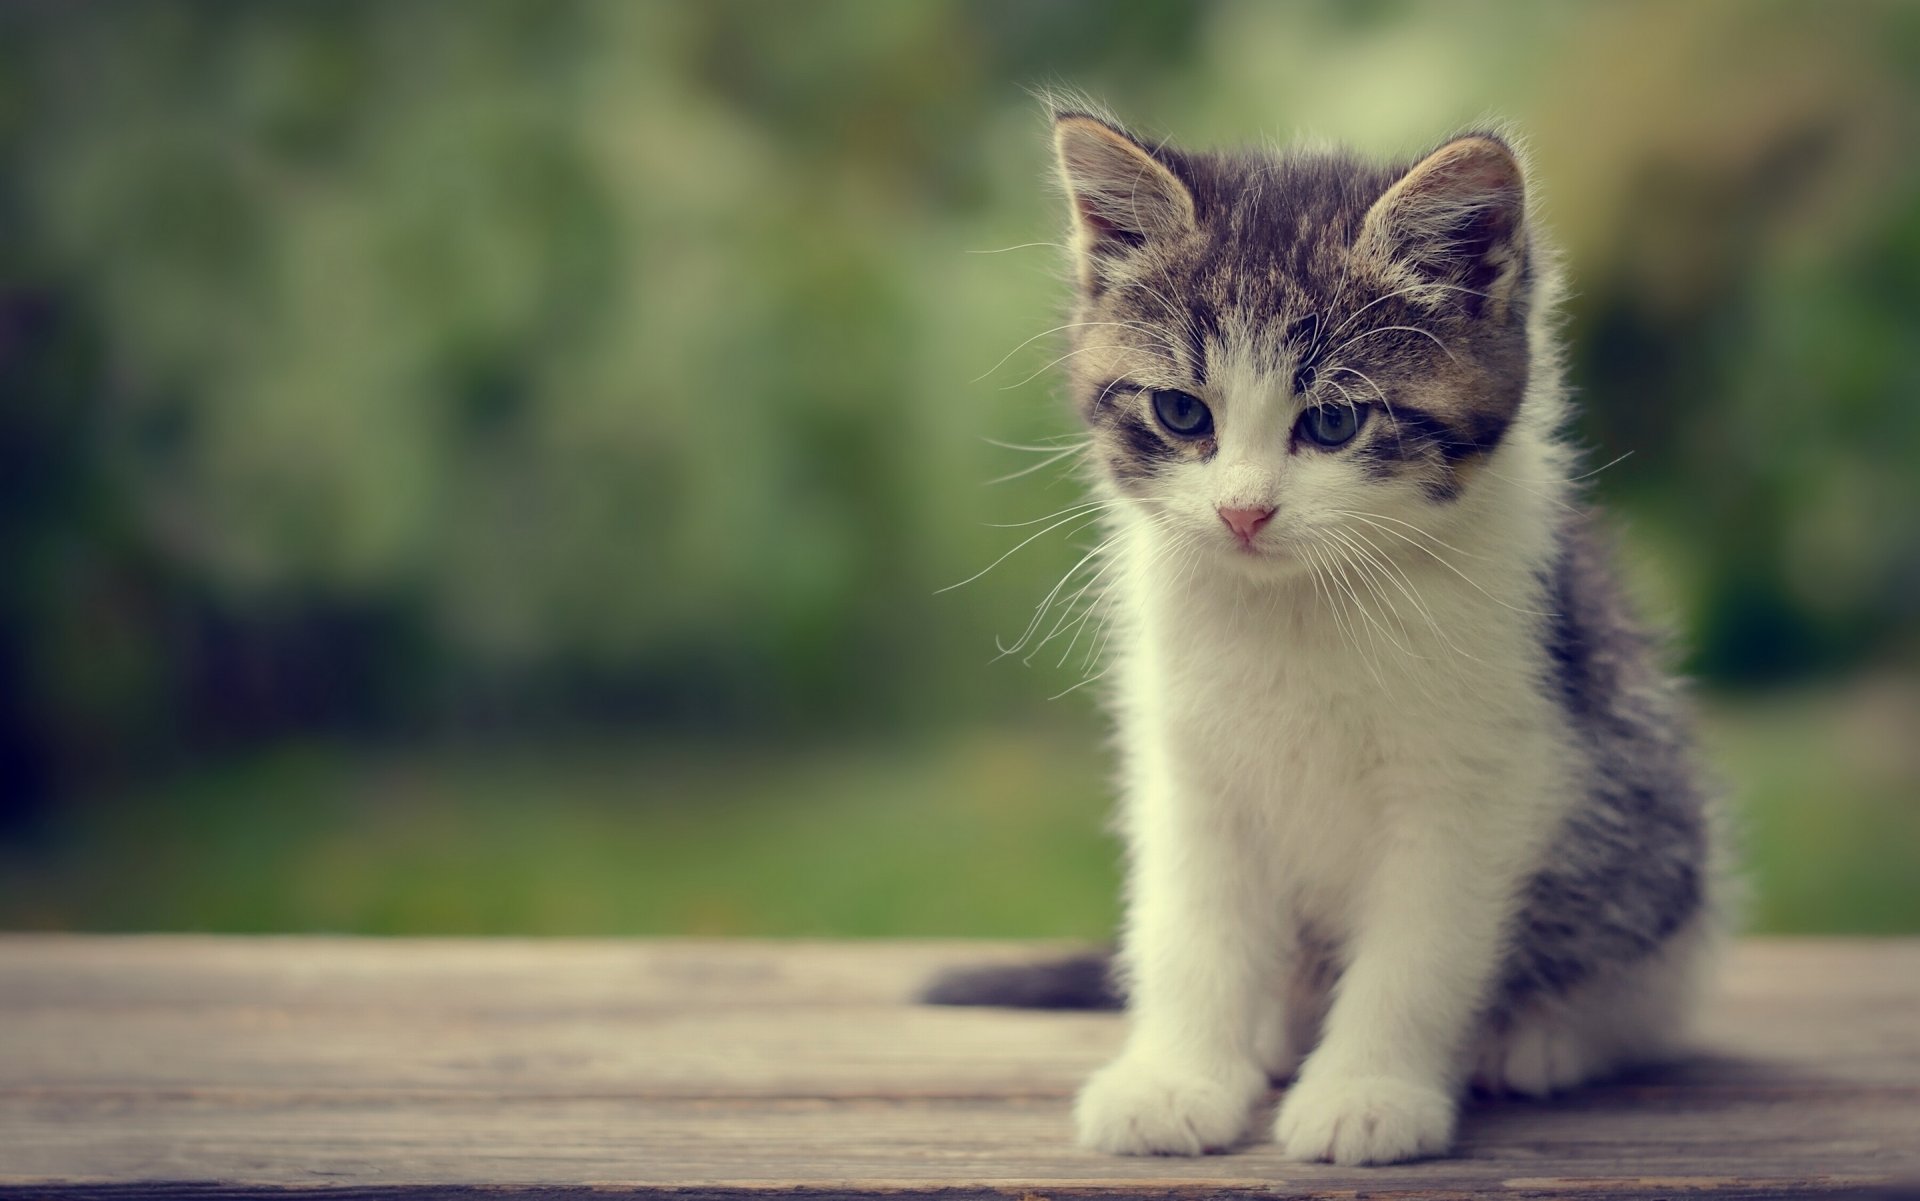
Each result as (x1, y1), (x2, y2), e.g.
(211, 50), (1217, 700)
(1151, 389), (1213, 438)
(1297, 403), (1366, 448)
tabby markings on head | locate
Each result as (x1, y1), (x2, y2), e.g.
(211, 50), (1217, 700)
(1051, 112), (1534, 506)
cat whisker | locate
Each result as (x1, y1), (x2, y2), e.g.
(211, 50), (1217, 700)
(982, 434), (1091, 453)
(1304, 542), (1388, 691)
(1327, 323), (1458, 364)
(1331, 525), (1477, 666)
(1047, 660), (1113, 700)
(1330, 510), (1551, 618)
(1322, 280), (1492, 344)
(982, 444), (1090, 488)
(1479, 450), (1635, 510)
(939, 509), (1106, 596)
(1335, 524), (1451, 641)
(1323, 528), (1424, 652)
(996, 528), (1121, 660)
(972, 321), (1160, 384)
(1319, 364), (1397, 435)
(1050, 582), (1109, 670)
(985, 499), (1115, 529)
(999, 342), (1149, 392)
(1320, 363), (1393, 413)
(1323, 376), (1362, 417)
(1319, 535), (1421, 662)
(1328, 509), (1490, 563)
(1321, 364), (1414, 459)
(1119, 274), (1211, 365)
(1079, 613), (1116, 678)
(1009, 507), (1197, 667)
(1026, 551), (1120, 665)
(966, 241), (1069, 254)
(1561, 450), (1634, 483)
(1327, 533), (1455, 707)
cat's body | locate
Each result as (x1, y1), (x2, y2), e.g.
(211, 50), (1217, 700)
(931, 107), (1726, 1167)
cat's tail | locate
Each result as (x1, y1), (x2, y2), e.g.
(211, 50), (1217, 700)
(918, 949), (1122, 1010)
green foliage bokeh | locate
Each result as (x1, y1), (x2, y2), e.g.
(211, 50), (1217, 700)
(1, 0), (1915, 933)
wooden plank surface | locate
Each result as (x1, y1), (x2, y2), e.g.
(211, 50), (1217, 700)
(0, 937), (1916, 1199)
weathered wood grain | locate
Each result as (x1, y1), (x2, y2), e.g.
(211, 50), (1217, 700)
(0, 937), (1916, 1199)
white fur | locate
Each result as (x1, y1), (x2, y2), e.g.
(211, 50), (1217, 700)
(1072, 306), (1711, 1165)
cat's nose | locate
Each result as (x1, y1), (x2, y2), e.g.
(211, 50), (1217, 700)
(1217, 505), (1275, 543)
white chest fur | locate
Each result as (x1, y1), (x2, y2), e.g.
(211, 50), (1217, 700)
(1104, 453), (1575, 945)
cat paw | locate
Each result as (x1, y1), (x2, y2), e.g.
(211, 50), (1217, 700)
(1075, 1054), (1265, 1156)
(1475, 1017), (1599, 1098)
(1273, 1073), (1455, 1165)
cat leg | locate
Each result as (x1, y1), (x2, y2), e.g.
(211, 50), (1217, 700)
(1474, 913), (1718, 1097)
(1274, 772), (1540, 1166)
(1075, 784), (1276, 1156)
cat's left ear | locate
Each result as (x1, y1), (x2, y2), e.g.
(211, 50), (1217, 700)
(1052, 113), (1197, 287)
(1356, 134), (1529, 316)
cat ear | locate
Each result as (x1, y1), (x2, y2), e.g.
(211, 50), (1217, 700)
(1357, 134), (1528, 315)
(1052, 114), (1197, 284)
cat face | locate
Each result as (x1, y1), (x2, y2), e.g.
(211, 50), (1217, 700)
(1051, 113), (1536, 576)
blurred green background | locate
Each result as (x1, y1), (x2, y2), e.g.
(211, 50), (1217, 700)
(1, 0), (1916, 937)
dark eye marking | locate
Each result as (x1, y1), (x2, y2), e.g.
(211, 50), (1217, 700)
(1085, 378), (1143, 417)
(1373, 403), (1510, 464)
(1296, 402), (1367, 449)
(1150, 389), (1213, 438)
(1350, 401), (1516, 500)
(1109, 410), (1177, 477)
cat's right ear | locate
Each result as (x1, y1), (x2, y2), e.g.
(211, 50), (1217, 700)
(1052, 114), (1196, 287)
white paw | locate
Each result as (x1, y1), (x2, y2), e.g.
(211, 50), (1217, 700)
(1075, 1053), (1266, 1156)
(1475, 1016), (1599, 1098)
(1274, 1072), (1455, 1165)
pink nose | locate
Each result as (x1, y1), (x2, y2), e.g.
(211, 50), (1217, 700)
(1218, 505), (1275, 542)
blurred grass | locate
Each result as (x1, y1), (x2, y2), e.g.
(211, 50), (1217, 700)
(4, 684), (1914, 936)
(0, 723), (1120, 937)
(1705, 680), (1920, 934)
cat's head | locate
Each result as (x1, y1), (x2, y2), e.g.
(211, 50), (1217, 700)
(1049, 107), (1541, 576)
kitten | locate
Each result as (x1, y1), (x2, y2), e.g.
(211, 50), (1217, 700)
(929, 105), (1729, 1167)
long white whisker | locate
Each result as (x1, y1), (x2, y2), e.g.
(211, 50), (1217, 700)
(1306, 542), (1387, 690)
(1561, 450), (1634, 483)
(971, 322), (1158, 384)
(999, 342), (1146, 391)
(995, 530), (1119, 658)
(1026, 550), (1120, 663)
(1337, 523), (1457, 650)
(1331, 511), (1549, 617)
(1331, 526), (1475, 669)
(1327, 323), (1457, 364)
(1325, 528), (1419, 649)
(966, 241), (1068, 254)
(983, 444), (1088, 487)
(985, 499), (1115, 529)
(1051, 582), (1108, 670)
(938, 509), (1104, 595)
(1479, 451), (1635, 510)
(1329, 509), (1489, 563)
(981, 434), (1089, 453)
(1324, 280), (1492, 344)
(1321, 536), (1418, 660)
